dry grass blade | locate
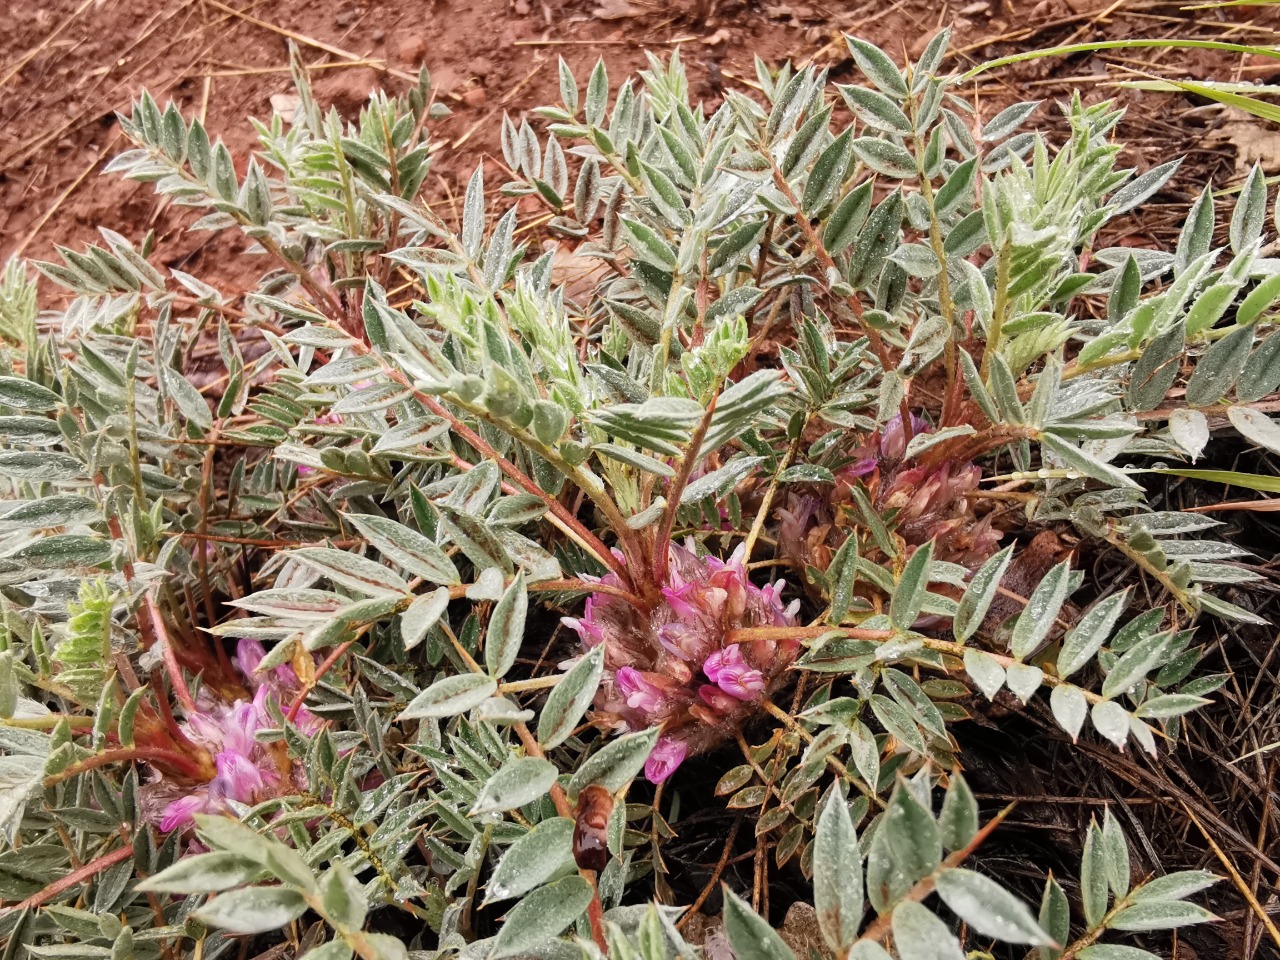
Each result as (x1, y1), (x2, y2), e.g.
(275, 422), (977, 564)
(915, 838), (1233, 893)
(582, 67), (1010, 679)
(1182, 801), (1280, 951)
(0, 0), (96, 88)
(200, 0), (418, 83)
(1185, 500), (1280, 513)
(12, 132), (121, 258)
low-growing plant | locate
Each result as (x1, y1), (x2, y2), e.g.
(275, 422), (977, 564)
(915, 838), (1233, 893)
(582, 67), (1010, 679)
(2, 28), (1272, 960)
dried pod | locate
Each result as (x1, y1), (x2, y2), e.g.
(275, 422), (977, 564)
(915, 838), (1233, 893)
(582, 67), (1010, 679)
(572, 784), (614, 872)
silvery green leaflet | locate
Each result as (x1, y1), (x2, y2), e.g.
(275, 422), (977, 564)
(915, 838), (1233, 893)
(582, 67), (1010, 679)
(3, 30), (1261, 960)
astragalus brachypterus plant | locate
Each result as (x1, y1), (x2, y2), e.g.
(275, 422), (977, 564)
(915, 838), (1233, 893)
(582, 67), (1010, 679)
(1, 29), (1265, 960)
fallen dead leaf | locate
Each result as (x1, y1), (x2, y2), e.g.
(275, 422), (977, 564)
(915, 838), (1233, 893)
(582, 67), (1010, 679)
(269, 93), (302, 117)
(592, 0), (642, 20)
(548, 243), (611, 305)
(1186, 499), (1280, 513)
(778, 903), (832, 960)
(1210, 109), (1280, 177)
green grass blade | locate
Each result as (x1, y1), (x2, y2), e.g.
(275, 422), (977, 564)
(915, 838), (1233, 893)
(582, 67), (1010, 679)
(962, 39), (1280, 81)
(1151, 77), (1280, 126)
(1136, 467), (1280, 493)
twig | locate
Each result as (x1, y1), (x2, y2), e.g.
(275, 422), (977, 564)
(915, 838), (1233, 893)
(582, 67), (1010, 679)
(199, 58), (385, 78)
(1, 0), (205, 169)
(0, 715), (95, 731)
(0, 0), (97, 88)
(512, 38), (696, 47)
(678, 818), (743, 928)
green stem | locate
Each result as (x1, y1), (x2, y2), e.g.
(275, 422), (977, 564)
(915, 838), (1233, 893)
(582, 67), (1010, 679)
(1105, 526), (1197, 616)
(759, 701), (885, 809)
(980, 237), (1013, 383)
(1061, 348), (1141, 382)
(649, 257), (690, 396)
(1056, 890), (1142, 960)
(1, 715), (95, 730)
(963, 38), (1280, 83)
(911, 117), (960, 424)
(733, 624), (1111, 708)
(741, 423), (805, 566)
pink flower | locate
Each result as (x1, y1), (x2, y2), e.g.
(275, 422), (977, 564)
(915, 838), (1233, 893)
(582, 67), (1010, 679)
(151, 689), (280, 832)
(702, 645), (765, 700)
(697, 684), (741, 715)
(644, 736), (688, 784)
(564, 540), (800, 785)
(212, 747), (273, 800)
(791, 410), (1003, 576)
(144, 638), (322, 832)
(616, 667), (667, 714)
(848, 412), (932, 476)
(158, 795), (206, 833)
(879, 412), (931, 462)
(235, 639), (323, 733)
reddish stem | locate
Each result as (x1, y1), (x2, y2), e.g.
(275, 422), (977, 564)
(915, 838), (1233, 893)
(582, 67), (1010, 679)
(511, 722), (609, 951)
(857, 801), (1018, 945)
(147, 671), (201, 754)
(423, 395), (626, 577)
(2, 844), (134, 913)
(145, 594), (197, 714)
(339, 335), (627, 580)
(767, 161), (916, 437)
(534, 578), (645, 609)
(43, 747), (208, 788)
(287, 639), (355, 723)
(651, 395), (718, 589)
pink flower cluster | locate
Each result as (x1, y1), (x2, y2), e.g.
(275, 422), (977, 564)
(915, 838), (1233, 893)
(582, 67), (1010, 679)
(780, 413), (999, 576)
(846, 412), (930, 479)
(853, 414), (997, 555)
(145, 641), (321, 832)
(564, 541), (800, 784)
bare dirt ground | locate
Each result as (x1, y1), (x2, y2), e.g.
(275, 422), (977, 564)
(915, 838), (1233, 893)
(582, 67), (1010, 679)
(7, 0), (1280, 957)
(3, 0), (1279, 283)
